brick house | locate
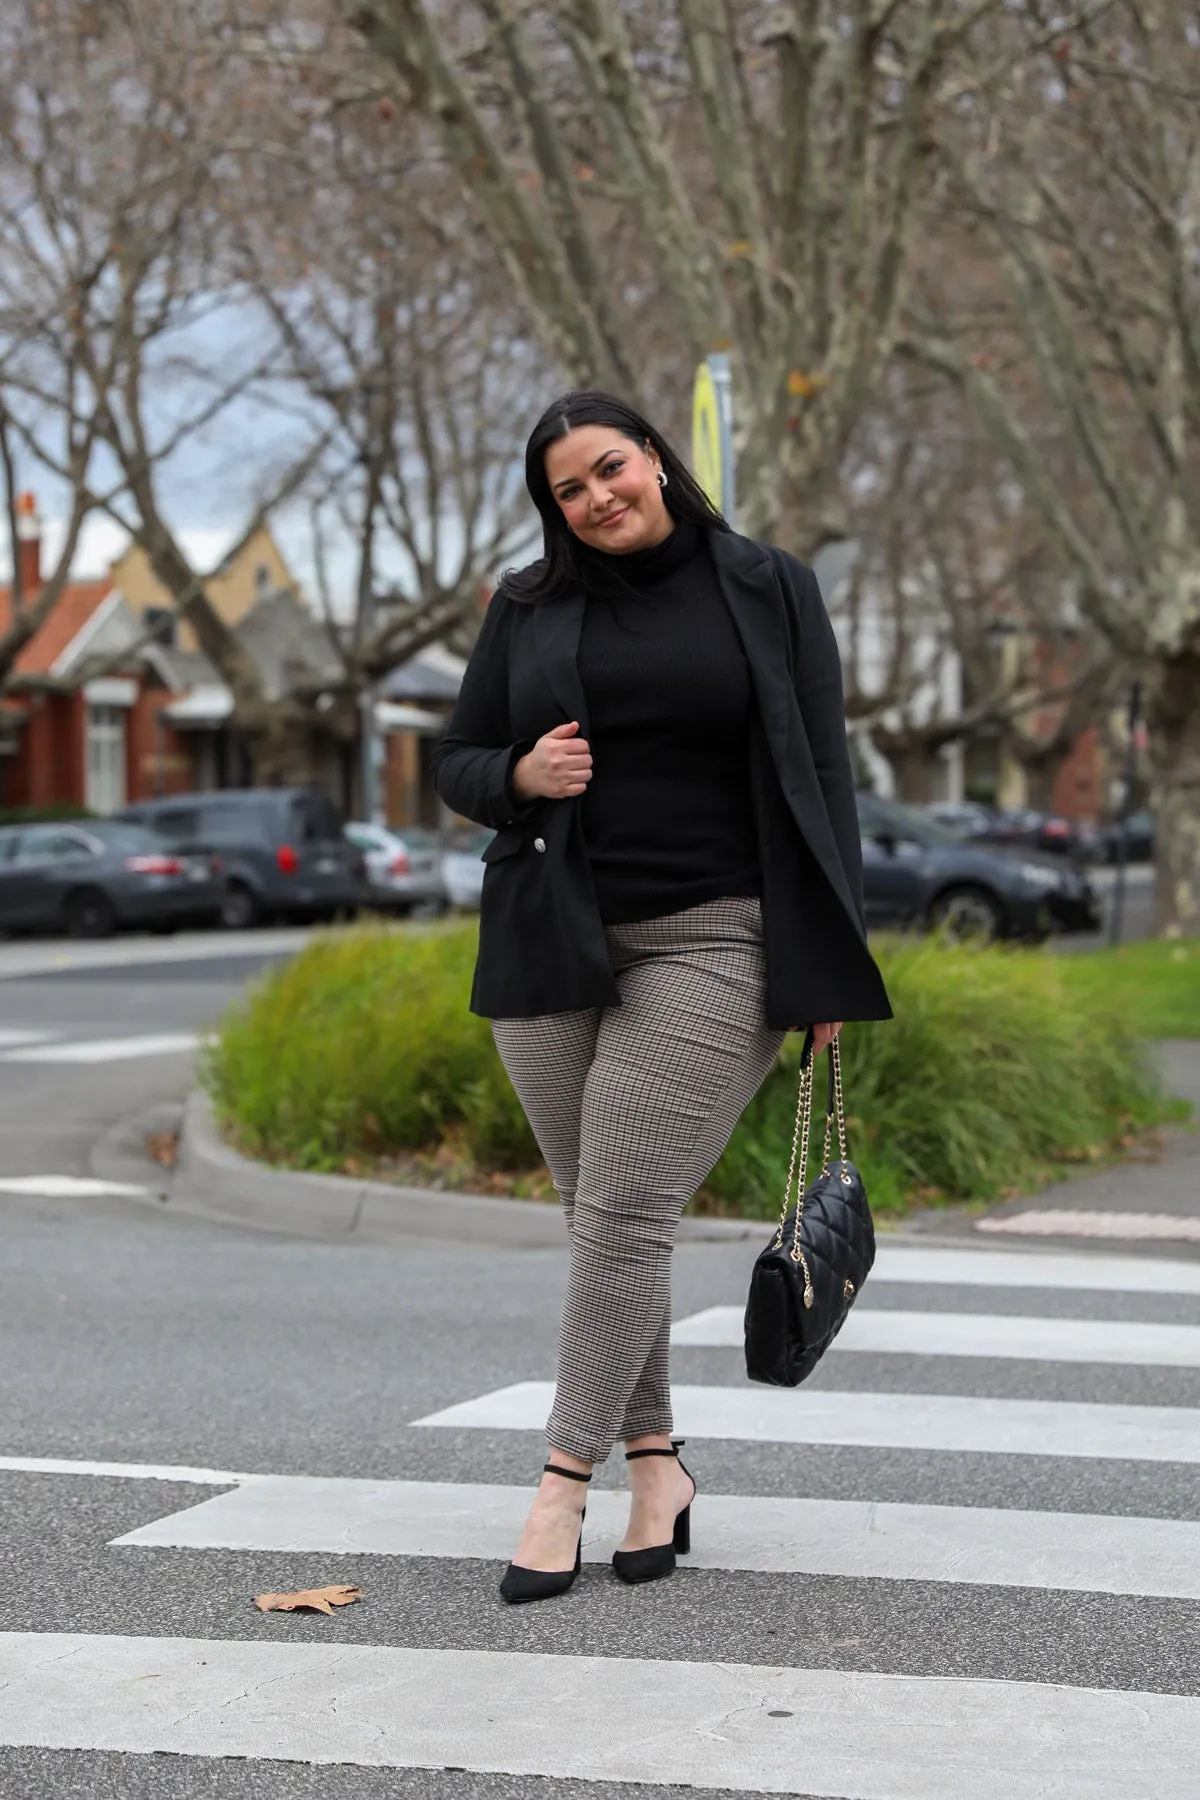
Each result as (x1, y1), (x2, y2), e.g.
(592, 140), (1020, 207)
(0, 499), (193, 814)
(1, 496), (469, 823)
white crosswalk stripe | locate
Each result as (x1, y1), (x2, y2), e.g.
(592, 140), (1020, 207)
(0, 1031), (199, 1063)
(2, 1633), (1198, 1798)
(4, 1240), (1199, 1796)
(670, 1302), (1200, 1364)
(113, 1472), (1200, 1598)
(413, 1379), (1200, 1461)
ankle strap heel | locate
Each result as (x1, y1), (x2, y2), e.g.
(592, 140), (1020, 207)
(543, 1462), (592, 1481)
(614, 1439), (696, 1586)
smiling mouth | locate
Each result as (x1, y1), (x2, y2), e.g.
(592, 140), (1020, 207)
(594, 507), (630, 528)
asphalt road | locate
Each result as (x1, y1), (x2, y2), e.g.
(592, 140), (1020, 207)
(1, 916), (1197, 1800)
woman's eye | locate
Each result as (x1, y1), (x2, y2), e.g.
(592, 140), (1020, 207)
(603, 461), (624, 476)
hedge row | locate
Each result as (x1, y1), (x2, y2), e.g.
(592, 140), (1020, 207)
(205, 923), (1188, 1216)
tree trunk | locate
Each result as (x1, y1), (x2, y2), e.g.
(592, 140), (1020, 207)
(874, 732), (944, 804)
(1147, 650), (1200, 939)
(243, 719), (334, 792)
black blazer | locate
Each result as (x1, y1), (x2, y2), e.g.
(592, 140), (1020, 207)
(432, 528), (892, 1029)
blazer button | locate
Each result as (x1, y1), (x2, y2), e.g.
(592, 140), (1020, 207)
(533, 837), (546, 853)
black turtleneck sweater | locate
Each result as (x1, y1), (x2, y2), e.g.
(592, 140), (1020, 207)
(574, 518), (762, 925)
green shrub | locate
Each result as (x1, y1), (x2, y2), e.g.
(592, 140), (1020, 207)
(706, 935), (1171, 1217)
(207, 921), (1181, 1212)
(0, 803), (96, 824)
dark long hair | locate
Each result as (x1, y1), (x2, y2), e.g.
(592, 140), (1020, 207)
(500, 389), (731, 603)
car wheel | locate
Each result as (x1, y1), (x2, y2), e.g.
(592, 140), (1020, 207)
(927, 884), (1006, 944)
(219, 881), (260, 930)
(63, 887), (118, 940)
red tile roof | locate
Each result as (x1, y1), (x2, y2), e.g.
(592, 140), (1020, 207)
(0, 578), (113, 678)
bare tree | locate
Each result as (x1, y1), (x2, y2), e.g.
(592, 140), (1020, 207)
(909, 2), (1200, 931)
(0, 0), (539, 791)
(342, 0), (1029, 551)
(235, 85), (540, 691)
(830, 377), (1119, 802)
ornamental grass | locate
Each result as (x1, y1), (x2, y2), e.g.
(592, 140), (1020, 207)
(205, 922), (1190, 1216)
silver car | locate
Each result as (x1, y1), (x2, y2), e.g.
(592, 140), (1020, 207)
(440, 829), (496, 911)
(345, 822), (447, 916)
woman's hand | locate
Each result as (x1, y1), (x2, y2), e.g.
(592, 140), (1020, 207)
(790, 1021), (843, 1055)
(513, 721), (593, 800)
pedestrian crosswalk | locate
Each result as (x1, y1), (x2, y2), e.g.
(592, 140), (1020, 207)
(2, 1236), (1199, 1797)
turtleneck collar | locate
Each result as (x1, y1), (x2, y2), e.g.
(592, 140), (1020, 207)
(575, 515), (702, 598)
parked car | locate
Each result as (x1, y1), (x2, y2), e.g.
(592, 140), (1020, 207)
(1091, 808), (1155, 865)
(858, 793), (1101, 940)
(967, 805), (1099, 862)
(119, 789), (367, 929)
(924, 801), (996, 840)
(345, 821), (447, 915)
(441, 829), (492, 910)
(0, 819), (223, 939)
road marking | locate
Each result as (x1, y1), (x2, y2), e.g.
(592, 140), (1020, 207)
(0, 1032), (199, 1063)
(112, 1473), (1200, 1599)
(0, 929), (313, 981)
(0, 1634), (1196, 1796)
(413, 1381), (1200, 1463)
(871, 1241), (1200, 1295)
(0, 1455), (252, 1483)
(670, 1305), (1200, 1366)
(978, 1210), (1200, 1242)
(0, 1175), (149, 1199)
(0, 1029), (56, 1048)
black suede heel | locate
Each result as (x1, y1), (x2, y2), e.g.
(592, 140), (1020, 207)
(612, 1439), (695, 1586)
(500, 1462), (591, 1604)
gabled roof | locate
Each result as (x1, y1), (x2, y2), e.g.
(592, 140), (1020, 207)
(0, 578), (113, 677)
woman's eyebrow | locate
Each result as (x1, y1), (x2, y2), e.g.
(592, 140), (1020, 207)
(552, 448), (625, 494)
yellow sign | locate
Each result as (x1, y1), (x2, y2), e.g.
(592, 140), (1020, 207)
(692, 354), (735, 521)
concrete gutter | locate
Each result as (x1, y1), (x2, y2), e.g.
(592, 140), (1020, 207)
(173, 1089), (759, 1248)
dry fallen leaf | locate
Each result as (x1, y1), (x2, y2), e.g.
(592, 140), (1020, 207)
(145, 1130), (179, 1169)
(254, 1584), (362, 1616)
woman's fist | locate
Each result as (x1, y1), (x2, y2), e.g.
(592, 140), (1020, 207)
(512, 720), (593, 801)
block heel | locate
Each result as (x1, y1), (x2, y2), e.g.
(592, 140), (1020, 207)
(612, 1439), (696, 1586)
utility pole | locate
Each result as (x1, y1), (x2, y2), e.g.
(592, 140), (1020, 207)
(1108, 678), (1142, 947)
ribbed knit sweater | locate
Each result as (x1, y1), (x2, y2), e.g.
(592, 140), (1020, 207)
(574, 517), (762, 925)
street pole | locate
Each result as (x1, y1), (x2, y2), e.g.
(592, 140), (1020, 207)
(692, 353), (735, 527)
(358, 682), (381, 826)
(1108, 677), (1142, 947)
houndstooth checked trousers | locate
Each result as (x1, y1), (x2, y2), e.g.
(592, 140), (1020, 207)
(491, 894), (787, 1463)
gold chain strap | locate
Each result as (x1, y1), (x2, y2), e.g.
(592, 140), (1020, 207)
(822, 1035), (852, 1183)
(772, 1050), (816, 1308)
(772, 1037), (853, 1311)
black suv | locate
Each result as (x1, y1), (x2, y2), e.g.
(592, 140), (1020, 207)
(120, 789), (367, 929)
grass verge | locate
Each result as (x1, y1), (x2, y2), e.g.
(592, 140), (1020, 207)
(206, 922), (1192, 1219)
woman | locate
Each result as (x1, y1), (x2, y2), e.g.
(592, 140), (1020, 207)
(432, 390), (891, 1605)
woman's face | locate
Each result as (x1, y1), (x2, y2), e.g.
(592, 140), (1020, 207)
(544, 425), (674, 555)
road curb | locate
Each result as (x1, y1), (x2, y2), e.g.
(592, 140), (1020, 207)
(175, 1090), (760, 1248)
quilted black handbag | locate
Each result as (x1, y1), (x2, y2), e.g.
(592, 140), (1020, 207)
(744, 1031), (874, 1386)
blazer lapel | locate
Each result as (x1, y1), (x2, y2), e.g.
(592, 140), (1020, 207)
(708, 531), (798, 787)
(531, 586), (591, 738)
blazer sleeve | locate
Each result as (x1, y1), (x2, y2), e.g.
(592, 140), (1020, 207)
(775, 550), (866, 930)
(431, 589), (541, 830)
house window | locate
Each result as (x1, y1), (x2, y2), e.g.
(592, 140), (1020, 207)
(85, 704), (127, 815)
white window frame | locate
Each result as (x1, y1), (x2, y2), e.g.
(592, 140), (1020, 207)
(85, 703), (128, 816)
